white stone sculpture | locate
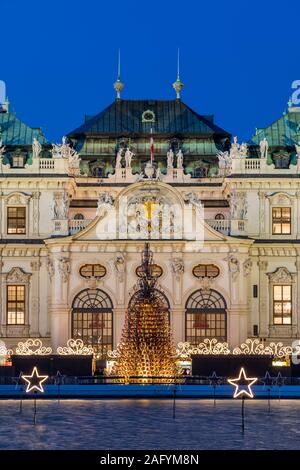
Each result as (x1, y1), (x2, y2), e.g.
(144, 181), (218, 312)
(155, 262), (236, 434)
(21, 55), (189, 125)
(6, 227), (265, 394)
(176, 149), (183, 169)
(239, 142), (248, 157)
(96, 192), (114, 216)
(259, 138), (269, 159)
(167, 149), (174, 168)
(217, 150), (231, 175)
(61, 192), (69, 219)
(116, 149), (123, 168)
(51, 143), (63, 159)
(32, 138), (42, 159)
(230, 136), (240, 159)
(52, 195), (60, 219)
(125, 148), (134, 168)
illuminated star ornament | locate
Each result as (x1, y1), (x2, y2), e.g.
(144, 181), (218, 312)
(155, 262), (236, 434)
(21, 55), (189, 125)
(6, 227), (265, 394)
(228, 367), (257, 398)
(22, 367), (48, 393)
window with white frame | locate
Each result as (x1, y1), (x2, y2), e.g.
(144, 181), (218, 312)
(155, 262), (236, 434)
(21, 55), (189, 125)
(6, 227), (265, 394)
(272, 207), (291, 234)
(273, 285), (292, 325)
(7, 285), (25, 325)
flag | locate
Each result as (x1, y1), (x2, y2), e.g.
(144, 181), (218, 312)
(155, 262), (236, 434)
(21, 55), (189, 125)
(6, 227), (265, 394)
(150, 128), (154, 164)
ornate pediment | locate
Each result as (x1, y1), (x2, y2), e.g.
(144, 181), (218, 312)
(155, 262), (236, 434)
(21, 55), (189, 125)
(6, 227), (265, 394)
(267, 192), (294, 205)
(4, 191), (32, 205)
(268, 267), (294, 283)
(6, 267), (31, 284)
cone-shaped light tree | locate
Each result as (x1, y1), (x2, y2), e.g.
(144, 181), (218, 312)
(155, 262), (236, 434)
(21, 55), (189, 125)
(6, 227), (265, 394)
(114, 244), (178, 383)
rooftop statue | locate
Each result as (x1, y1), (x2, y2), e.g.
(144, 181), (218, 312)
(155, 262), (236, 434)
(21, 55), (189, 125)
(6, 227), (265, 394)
(32, 137), (42, 159)
(259, 137), (269, 159)
(176, 149), (183, 169)
(115, 149), (123, 168)
(125, 147), (134, 168)
(167, 149), (174, 168)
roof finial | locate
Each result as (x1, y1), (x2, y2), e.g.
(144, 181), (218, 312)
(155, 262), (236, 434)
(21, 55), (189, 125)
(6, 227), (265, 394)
(114, 49), (124, 100)
(173, 48), (184, 100)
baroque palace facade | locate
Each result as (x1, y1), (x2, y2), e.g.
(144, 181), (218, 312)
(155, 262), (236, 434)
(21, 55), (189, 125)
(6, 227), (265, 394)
(1, 79), (300, 359)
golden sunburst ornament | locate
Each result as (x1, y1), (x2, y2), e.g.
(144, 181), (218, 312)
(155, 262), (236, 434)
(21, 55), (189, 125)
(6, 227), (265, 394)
(22, 367), (48, 393)
(228, 367), (257, 398)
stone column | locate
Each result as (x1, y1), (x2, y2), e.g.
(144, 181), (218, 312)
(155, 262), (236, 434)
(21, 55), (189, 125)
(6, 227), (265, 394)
(258, 260), (269, 338)
(172, 308), (185, 345)
(114, 307), (125, 347)
(49, 253), (70, 351)
(29, 260), (41, 336)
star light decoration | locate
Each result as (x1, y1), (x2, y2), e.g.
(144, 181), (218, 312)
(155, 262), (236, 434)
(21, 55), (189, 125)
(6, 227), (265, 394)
(22, 367), (48, 393)
(227, 367), (258, 398)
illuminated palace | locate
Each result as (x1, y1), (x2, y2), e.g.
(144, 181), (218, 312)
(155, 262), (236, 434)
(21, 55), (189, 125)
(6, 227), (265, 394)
(0, 72), (300, 360)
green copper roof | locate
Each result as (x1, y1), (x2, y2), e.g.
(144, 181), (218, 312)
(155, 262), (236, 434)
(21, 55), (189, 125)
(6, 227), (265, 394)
(249, 109), (300, 147)
(68, 99), (230, 137)
(0, 112), (48, 146)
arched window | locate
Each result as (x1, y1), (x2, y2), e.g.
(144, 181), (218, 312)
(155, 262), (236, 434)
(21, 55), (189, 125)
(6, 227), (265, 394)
(215, 213), (225, 220)
(185, 289), (227, 344)
(72, 288), (113, 359)
(74, 213), (85, 220)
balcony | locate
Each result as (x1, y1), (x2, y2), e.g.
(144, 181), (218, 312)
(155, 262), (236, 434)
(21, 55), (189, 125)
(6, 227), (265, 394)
(69, 219), (93, 235)
(206, 219), (231, 235)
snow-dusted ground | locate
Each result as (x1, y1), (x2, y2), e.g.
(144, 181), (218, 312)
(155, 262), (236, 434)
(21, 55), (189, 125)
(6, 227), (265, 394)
(0, 399), (300, 450)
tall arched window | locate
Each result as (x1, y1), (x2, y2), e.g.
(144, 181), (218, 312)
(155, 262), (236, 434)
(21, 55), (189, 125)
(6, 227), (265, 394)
(185, 289), (227, 344)
(72, 288), (113, 359)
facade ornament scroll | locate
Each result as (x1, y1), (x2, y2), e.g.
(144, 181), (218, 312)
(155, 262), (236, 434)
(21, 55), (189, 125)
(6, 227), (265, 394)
(226, 254), (240, 280)
(113, 251), (126, 282)
(170, 258), (184, 279)
(58, 257), (70, 283)
(243, 258), (252, 277)
(47, 258), (55, 280)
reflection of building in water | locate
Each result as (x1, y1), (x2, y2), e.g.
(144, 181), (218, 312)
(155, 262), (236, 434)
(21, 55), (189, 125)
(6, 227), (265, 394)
(1, 76), (300, 359)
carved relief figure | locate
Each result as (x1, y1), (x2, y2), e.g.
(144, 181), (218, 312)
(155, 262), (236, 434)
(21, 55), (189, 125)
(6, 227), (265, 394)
(58, 257), (70, 283)
(114, 252), (125, 282)
(96, 192), (115, 216)
(171, 258), (184, 276)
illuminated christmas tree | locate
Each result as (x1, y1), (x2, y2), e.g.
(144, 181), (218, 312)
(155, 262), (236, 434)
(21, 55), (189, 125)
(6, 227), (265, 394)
(114, 244), (178, 383)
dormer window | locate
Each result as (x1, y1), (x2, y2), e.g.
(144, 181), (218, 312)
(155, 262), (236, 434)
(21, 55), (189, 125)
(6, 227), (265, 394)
(142, 110), (155, 123)
(12, 155), (24, 168)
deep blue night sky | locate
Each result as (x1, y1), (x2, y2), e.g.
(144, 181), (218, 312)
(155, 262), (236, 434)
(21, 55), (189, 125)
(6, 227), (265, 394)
(1, 0), (299, 142)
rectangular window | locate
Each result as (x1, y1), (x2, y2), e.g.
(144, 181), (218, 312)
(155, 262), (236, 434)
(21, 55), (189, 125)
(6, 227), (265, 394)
(272, 207), (291, 235)
(273, 285), (292, 325)
(7, 207), (26, 234)
(12, 156), (24, 168)
(7, 285), (25, 325)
